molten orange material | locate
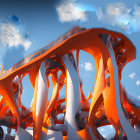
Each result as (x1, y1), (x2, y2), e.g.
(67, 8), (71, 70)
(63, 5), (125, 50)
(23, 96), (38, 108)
(0, 26), (139, 139)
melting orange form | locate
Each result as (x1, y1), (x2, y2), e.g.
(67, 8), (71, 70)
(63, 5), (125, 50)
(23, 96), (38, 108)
(0, 26), (140, 140)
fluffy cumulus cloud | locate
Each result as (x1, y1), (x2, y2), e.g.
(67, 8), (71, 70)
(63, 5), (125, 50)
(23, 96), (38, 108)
(0, 24), (31, 50)
(128, 72), (136, 79)
(56, 0), (87, 22)
(56, 0), (96, 23)
(56, 1), (140, 34)
(80, 62), (94, 72)
(96, 2), (140, 34)
(0, 15), (31, 50)
(136, 80), (140, 86)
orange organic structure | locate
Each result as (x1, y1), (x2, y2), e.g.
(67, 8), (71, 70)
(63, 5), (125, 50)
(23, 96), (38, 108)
(0, 26), (140, 140)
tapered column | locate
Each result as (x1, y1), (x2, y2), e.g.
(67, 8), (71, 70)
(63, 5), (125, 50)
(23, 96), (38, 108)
(106, 36), (140, 139)
(15, 127), (32, 140)
(62, 54), (81, 140)
(88, 57), (105, 140)
(33, 61), (48, 140)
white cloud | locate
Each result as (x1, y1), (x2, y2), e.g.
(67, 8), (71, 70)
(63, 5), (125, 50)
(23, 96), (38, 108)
(85, 62), (94, 71)
(128, 72), (136, 79)
(96, 2), (140, 34)
(136, 80), (140, 86)
(56, 0), (88, 22)
(0, 23), (31, 50)
(80, 62), (94, 72)
(57, 1), (140, 33)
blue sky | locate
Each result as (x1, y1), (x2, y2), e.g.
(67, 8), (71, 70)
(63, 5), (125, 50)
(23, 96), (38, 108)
(0, 0), (140, 138)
